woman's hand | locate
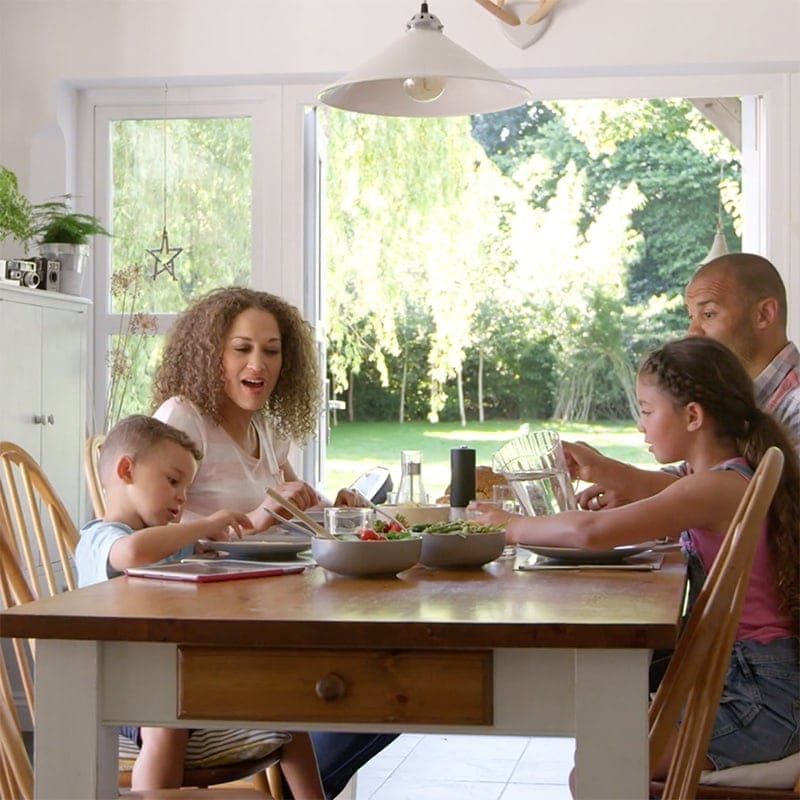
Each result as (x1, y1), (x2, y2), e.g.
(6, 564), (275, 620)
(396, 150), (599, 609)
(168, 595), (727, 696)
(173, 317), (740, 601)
(264, 480), (321, 515)
(203, 509), (254, 541)
(333, 488), (369, 507)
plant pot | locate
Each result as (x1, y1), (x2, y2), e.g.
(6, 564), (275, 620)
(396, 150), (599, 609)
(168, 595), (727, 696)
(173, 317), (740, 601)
(37, 243), (89, 296)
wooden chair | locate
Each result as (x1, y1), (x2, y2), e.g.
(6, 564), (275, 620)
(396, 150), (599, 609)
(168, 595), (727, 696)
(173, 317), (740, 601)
(85, 432), (106, 517)
(0, 443), (285, 798)
(0, 440), (79, 596)
(649, 446), (797, 800)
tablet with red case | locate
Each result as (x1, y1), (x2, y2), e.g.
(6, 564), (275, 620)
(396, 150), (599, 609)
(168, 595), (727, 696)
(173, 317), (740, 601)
(124, 561), (306, 582)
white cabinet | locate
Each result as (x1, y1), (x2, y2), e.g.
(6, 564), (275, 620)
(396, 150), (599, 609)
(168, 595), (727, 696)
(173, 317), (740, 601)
(0, 284), (90, 528)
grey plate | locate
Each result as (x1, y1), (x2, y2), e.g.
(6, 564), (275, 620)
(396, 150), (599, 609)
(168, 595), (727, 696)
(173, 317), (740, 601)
(198, 530), (312, 560)
(519, 542), (657, 565)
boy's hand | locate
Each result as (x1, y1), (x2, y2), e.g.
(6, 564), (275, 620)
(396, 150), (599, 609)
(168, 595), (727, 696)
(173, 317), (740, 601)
(204, 510), (254, 541)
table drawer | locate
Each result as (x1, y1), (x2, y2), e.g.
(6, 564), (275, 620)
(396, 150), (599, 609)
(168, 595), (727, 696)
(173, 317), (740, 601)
(178, 646), (493, 725)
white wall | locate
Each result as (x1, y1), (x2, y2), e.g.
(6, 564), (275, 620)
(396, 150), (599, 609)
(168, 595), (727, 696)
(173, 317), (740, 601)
(1, 0), (798, 332)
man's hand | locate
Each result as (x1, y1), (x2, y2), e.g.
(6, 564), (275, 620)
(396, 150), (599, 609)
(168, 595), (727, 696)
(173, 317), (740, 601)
(575, 484), (631, 510)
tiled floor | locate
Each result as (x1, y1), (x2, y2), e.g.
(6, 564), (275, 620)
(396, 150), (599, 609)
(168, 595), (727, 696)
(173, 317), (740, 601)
(352, 733), (575, 800)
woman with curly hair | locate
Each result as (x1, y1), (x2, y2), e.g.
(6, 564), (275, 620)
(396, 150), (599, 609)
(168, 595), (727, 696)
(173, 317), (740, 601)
(152, 287), (325, 527)
(152, 287), (396, 798)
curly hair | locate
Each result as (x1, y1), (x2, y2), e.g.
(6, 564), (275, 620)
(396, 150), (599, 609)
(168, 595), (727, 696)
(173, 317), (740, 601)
(152, 287), (320, 442)
(639, 336), (799, 630)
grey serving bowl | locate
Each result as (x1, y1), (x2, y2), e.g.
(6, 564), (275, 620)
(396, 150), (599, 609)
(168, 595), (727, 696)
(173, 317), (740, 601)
(311, 536), (422, 577)
(419, 529), (506, 569)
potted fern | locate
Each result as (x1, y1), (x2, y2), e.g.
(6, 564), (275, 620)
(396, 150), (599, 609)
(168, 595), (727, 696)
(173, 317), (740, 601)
(33, 199), (110, 296)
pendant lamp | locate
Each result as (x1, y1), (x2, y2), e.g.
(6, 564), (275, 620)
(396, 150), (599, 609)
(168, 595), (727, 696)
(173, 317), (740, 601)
(700, 165), (729, 265)
(318, 3), (531, 117)
(700, 218), (729, 265)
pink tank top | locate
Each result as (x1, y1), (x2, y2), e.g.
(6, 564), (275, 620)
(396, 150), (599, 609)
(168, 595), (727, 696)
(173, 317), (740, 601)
(681, 457), (792, 643)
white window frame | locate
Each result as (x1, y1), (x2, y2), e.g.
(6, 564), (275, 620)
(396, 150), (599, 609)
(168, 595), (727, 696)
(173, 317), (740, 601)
(79, 85), (283, 432)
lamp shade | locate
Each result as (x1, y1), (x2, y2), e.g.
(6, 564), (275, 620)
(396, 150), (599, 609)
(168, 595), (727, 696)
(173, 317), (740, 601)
(700, 220), (729, 265)
(319, 6), (531, 117)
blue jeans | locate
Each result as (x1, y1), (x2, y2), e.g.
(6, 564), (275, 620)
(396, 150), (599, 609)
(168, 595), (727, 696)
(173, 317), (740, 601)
(280, 732), (397, 800)
(707, 636), (800, 770)
(315, 732), (398, 799)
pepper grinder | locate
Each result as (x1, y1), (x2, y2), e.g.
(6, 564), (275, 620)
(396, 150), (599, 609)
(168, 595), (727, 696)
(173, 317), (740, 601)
(449, 446), (475, 520)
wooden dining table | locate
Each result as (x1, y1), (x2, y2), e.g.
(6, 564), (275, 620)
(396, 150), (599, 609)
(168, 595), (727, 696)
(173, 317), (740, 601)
(0, 552), (686, 800)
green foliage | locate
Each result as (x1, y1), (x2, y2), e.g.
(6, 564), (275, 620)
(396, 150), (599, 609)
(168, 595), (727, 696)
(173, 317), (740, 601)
(0, 166), (33, 245)
(32, 199), (111, 244)
(323, 98), (741, 424)
(473, 98), (742, 306)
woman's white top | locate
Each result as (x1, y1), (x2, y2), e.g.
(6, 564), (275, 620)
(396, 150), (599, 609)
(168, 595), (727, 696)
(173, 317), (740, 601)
(153, 396), (292, 520)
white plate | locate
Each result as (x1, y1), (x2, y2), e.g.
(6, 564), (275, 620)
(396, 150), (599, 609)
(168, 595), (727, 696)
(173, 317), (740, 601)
(198, 530), (311, 560)
(519, 542), (658, 565)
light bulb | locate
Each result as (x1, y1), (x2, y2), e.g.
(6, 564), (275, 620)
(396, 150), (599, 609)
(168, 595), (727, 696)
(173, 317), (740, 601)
(402, 75), (446, 103)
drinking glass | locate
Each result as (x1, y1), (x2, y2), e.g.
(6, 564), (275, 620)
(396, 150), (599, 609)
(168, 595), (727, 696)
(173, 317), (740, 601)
(324, 507), (375, 538)
(491, 483), (521, 558)
(492, 430), (577, 517)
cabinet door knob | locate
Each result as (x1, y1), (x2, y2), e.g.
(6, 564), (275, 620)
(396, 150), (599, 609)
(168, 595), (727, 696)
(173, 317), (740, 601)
(46, 414), (55, 425)
(33, 414), (45, 425)
(315, 672), (347, 702)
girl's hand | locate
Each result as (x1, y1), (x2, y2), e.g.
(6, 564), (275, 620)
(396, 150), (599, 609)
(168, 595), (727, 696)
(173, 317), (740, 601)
(204, 510), (254, 541)
(562, 440), (606, 482)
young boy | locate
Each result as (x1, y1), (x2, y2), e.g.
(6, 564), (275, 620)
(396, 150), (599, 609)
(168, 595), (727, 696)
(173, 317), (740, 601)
(75, 415), (324, 796)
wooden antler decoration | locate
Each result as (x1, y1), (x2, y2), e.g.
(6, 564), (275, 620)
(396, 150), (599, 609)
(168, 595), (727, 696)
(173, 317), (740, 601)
(473, 0), (563, 47)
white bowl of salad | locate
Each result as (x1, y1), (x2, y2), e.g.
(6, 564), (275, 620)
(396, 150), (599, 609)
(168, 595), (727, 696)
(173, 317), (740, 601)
(417, 521), (505, 569)
(312, 520), (421, 577)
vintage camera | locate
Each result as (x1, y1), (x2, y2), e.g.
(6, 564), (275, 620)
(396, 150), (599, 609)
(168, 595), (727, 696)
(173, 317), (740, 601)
(33, 257), (61, 292)
(0, 259), (41, 288)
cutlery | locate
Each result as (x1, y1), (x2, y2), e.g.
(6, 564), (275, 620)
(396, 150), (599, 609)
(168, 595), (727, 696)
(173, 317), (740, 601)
(265, 487), (335, 538)
(263, 507), (315, 536)
(352, 490), (405, 529)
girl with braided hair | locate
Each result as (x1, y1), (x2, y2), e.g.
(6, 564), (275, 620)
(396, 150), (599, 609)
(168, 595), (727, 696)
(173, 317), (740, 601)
(473, 335), (799, 774)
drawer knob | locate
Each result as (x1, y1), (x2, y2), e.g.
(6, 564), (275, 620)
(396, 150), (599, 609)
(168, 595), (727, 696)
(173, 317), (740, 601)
(315, 672), (346, 702)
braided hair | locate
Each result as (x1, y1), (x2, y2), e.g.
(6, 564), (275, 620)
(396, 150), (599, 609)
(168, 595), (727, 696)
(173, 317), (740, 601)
(640, 336), (799, 629)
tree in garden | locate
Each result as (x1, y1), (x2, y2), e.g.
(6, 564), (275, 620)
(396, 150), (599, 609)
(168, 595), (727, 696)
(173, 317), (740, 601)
(473, 98), (741, 313)
(322, 109), (514, 424)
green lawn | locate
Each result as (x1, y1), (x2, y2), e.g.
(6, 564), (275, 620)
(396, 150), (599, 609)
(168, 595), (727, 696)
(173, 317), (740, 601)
(324, 419), (657, 500)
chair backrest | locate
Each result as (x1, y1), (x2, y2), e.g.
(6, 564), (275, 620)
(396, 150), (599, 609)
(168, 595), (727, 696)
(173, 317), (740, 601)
(0, 531), (36, 800)
(649, 446), (786, 800)
(0, 441), (79, 597)
(85, 434), (107, 518)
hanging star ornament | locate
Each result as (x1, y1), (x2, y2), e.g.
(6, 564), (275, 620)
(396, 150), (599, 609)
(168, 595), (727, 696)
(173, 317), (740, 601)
(147, 227), (182, 280)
